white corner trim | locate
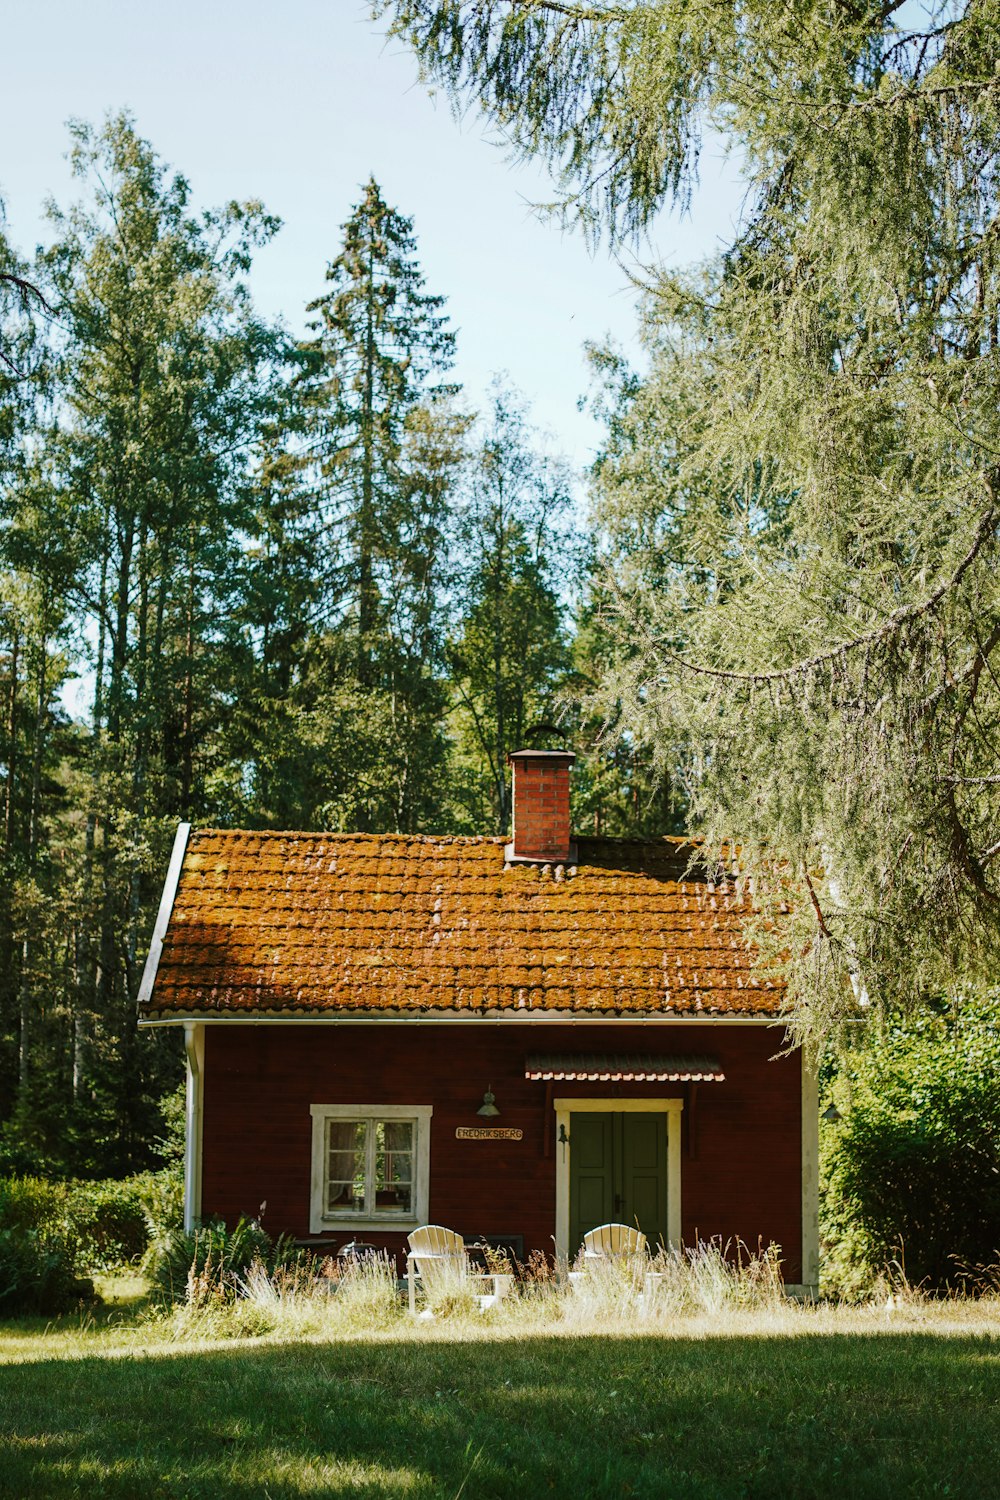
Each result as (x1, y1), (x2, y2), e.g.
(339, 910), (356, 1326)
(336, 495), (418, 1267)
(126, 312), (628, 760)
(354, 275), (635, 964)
(183, 1021), (205, 1233)
(308, 1104), (433, 1236)
(552, 1097), (684, 1268)
(137, 822), (191, 1012)
(801, 1052), (820, 1298)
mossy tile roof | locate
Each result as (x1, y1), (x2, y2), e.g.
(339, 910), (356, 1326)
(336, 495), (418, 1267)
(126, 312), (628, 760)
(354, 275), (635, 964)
(140, 829), (781, 1019)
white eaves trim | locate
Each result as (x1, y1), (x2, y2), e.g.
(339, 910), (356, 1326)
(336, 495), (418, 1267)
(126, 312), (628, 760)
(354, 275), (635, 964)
(140, 1011), (784, 1028)
(136, 822), (191, 1012)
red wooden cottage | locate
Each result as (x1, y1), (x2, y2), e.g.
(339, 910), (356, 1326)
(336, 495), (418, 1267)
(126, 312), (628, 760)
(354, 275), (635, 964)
(138, 749), (819, 1294)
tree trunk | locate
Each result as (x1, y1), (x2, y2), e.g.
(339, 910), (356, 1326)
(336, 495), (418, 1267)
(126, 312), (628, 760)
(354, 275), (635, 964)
(4, 626), (18, 851)
(181, 533), (195, 809)
(17, 627), (50, 1104)
(492, 498), (508, 834)
(358, 235), (377, 691)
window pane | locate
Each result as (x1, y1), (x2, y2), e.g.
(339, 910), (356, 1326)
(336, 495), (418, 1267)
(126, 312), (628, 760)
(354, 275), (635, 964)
(383, 1121), (413, 1153)
(319, 1115), (420, 1219)
(326, 1120), (366, 1215)
(326, 1179), (364, 1212)
(375, 1119), (413, 1213)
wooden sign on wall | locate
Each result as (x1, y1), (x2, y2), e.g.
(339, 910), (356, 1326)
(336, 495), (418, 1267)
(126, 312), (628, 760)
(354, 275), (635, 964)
(454, 1127), (523, 1141)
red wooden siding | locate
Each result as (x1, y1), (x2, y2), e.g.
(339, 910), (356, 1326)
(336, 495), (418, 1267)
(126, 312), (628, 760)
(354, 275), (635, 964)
(200, 1022), (803, 1282)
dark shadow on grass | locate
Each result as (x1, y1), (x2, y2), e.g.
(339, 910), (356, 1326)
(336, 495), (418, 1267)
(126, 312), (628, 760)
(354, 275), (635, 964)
(1, 1331), (997, 1499)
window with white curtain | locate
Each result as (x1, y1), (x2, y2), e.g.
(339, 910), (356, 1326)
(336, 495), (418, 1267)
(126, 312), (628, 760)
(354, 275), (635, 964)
(309, 1104), (432, 1233)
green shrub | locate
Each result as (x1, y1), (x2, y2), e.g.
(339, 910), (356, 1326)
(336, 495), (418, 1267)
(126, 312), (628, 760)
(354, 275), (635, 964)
(134, 1167), (184, 1247)
(0, 1178), (93, 1316)
(65, 1177), (148, 1270)
(50, 1169), (183, 1273)
(822, 994), (1000, 1290)
(0, 1176), (68, 1236)
(145, 1216), (298, 1307)
(0, 1166), (184, 1306)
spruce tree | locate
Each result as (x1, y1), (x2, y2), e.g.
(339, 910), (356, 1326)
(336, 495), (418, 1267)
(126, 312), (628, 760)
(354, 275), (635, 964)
(295, 179), (463, 832)
(26, 113), (282, 1170)
(0, 251), (76, 1169)
(448, 382), (573, 833)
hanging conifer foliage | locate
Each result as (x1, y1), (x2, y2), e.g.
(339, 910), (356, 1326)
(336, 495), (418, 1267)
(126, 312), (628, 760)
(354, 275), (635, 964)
(383, 2), (1000, 1036)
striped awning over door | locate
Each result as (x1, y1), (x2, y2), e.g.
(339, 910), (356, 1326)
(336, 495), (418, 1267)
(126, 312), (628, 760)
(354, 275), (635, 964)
(524, 1054), (725, 1082)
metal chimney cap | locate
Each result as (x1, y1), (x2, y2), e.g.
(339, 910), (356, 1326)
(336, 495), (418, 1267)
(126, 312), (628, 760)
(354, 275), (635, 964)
(507, 748), (576, 766)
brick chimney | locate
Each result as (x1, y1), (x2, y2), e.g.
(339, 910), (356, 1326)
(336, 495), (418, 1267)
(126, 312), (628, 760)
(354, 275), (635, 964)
(506, 749), (576, 864)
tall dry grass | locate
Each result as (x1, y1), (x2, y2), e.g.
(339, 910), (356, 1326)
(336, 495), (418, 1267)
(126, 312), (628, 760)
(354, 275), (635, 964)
(162, 1238), (798, 1341)
(168, 1253), (403, 1340)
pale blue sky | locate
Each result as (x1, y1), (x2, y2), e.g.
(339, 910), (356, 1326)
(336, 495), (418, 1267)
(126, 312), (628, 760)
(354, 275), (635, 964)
(1, 0), (743, 469)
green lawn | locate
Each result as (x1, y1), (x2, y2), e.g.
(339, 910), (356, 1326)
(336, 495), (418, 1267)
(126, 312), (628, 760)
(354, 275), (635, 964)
(1, 1308), (999, 1498)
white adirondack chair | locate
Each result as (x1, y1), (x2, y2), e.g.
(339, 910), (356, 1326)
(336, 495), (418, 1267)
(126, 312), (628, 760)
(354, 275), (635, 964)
(568, 1222), (649, 1295)
(405, 1225), (512, 1314)
(581, 1223), (648, 1260)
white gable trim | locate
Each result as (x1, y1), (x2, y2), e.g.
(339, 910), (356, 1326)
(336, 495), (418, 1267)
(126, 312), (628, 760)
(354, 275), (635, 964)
(136, 822), (191, 1011)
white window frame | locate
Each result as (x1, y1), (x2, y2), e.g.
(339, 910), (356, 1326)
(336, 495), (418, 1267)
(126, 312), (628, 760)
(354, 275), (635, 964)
(309, 1103), (432, 1234)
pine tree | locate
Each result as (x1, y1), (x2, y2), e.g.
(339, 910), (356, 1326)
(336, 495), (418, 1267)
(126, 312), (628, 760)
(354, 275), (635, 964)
(24, 113), (283, 1170)
(0, 226), (80, 1169)
(448, 382), (574, 832)
(294, 179), (463, 832)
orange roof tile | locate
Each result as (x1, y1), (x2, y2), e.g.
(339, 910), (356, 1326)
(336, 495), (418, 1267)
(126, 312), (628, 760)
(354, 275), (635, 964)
(140, 830), (781, 1020)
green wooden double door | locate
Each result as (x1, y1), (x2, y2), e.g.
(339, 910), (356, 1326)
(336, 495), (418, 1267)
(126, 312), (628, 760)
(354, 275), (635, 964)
(568, 1111), (669, 1256)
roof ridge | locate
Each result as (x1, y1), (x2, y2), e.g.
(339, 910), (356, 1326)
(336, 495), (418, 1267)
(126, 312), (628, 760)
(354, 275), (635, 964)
(188, 830), (509, 843)
(186, 828), (701, 848)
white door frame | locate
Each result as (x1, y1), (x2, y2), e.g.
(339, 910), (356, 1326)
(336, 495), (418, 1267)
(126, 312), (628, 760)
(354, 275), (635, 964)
(554, 1097), (683, 1266)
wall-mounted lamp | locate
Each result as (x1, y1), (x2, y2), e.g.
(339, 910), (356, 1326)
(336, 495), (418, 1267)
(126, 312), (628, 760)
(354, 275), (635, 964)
(558, 1123), (569, 1146)
(477, 1088), (500, 1118)
(822, 1104), (842, 1123)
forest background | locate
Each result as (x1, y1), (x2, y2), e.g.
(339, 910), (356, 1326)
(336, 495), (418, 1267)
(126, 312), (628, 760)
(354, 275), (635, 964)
(4, 1), (1000, 1293)
(0, 114), (674, 1179)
